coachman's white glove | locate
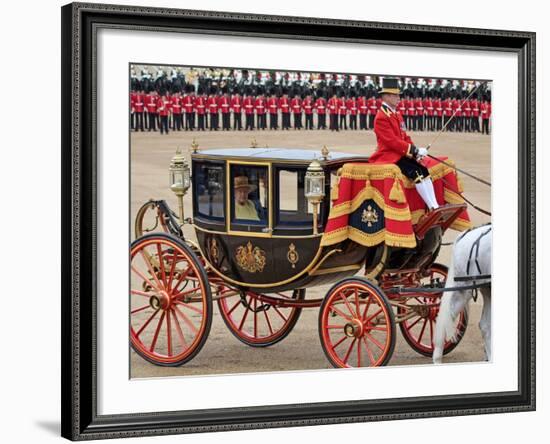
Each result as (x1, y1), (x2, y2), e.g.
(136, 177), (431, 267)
(416, 147), (429, 159)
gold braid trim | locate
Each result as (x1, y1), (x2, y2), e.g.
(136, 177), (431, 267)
(320, 226), (416, 248)
(329, 186), (412, 221)
(389, 176), (406, 203)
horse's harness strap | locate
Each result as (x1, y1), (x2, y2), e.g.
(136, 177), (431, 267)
(458, 226), (492, 302)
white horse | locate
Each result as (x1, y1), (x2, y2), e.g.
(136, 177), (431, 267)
(433, 224), (492, 364)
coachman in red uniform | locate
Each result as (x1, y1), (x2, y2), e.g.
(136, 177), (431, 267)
(371, 78), (439, 210)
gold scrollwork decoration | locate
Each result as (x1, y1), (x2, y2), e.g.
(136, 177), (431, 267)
(235, 241), (266, 273)
(287, 243), (299, 268)
(210, 238), (219, 263)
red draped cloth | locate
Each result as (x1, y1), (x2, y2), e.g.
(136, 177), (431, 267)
(321, 157), (471, 249)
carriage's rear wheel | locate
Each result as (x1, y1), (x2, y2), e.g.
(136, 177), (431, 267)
(130, 233), (212, 366)
(218, 289), (304, 347)
(398, 263), (468, 357)
(319, 278), (396, 368)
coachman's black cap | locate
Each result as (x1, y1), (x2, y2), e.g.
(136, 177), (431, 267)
(381, 77), (400, 95)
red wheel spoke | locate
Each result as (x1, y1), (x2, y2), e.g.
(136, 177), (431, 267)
(156, 242), (167, 285)
(173, 287), (202, 299)
(173, 305), (199, 334)
(166, 251), (177, 290)
(131, 289), (153, 298)
(263, 310), (274, 335)
(406, 315), (423, 330)
(326, 324), (345, 329)
(343, 338), (357, 365)
(238, 298), (251, 331)
(273, 306), (289, 323)
(131, 304), (150, 315)
(174, 300), (204, 315)
(361, 294), (372, 320)
(365, 308), (383, 324)
(139, 250), (163, 289)
(369, 326), (388, 332)
(329, 305), (352, 321)
(131, 265), (159, 292)
(170, 265), (192, 292)
(253, 298), (258, 338)
(362, 336), (376, 365)
(354, 288), (361, 317)
(340, 292), (356, 317)
(135, 309), (160, 336)
(149, 311), (166, 352)
(166, 309), (173, 357)
(365, 331), (385, 351)
(226, 299), (241, 316)
(332, 335), (348, 349)
(357, 337), (362, 367)
(171, 308), (187, 347)
(417, 318), (428, 343)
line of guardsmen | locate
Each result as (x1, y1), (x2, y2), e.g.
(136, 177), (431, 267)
(130, 85), (492, 135)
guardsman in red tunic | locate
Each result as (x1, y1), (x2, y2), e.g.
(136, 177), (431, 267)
(442, 95), (453, 131)
(231, 90), (243, 130)
(434, 95), (443, 131)
(144, 90), (158, 132)
(357, 93), (368, 130)
(424, 95), (434, 131)
(453, 95), (463, 132)
(415, 96), (425, 131)
(367, 95), (378, 129)
(279, 89), (291, 130)
(255, 90), (267, 130)
(462, 97), (472, 132)
(397, 98), (407, 120)
(267, 89), (279, 130)
(338, 92), (348, 130)
(195, 88), (207, 131)
(156, 91), (171, 135)
(243, 88), (255, 130)
(328, 92), (340, 132)
(291, 91), (303, 130)
(346, 93), (358, 130)
(303, 91), (314, 130)
(407, 95), (416, 131)
(130, 90), (137, 131)
(370, 78), (439, 210)
(207, 87), (219, 131)
(133, 90), (145, 131)
(314, 90), (327, 129)
(218, 88), (231, 131)
(182, 86), (195, 131)
(481, 97), (491, 135)
(471, 96), (481, 132)
(171, 92), (183, 131)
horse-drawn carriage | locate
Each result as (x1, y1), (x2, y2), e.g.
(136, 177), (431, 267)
(130, 143), (470, 368)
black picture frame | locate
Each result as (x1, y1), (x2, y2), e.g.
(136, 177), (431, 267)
(61, 2), (536, 440)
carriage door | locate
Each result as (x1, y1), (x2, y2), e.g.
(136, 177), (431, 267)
(228, 161), (271, 235)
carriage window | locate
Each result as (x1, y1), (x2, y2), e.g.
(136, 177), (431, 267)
(230, 164), (268, 225)
(277, 167), (317, 225)
(194, 163), (225, 219)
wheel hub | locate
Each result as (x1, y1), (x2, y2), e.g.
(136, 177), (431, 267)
(150, 290), (170, 310)
(344, 319), (364, 338)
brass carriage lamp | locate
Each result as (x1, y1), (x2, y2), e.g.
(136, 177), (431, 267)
(169, 146), (191, 223)
(305, 159), (325, 235)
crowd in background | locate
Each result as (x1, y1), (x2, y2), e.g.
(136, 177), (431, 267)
(130, 66), (492, 135)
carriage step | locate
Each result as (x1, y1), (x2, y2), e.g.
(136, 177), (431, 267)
(414, 204), (467, 240)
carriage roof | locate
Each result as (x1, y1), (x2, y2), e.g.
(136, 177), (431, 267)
(191, 148), (368, 165)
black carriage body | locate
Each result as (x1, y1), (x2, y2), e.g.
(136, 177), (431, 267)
(191, 148), (372, 292)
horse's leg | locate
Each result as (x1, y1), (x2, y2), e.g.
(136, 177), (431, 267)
(433, 290), (470, 364)
(479, 288), (492, 361)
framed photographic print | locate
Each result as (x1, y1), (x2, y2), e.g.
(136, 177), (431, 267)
(61, 2), (535, 440)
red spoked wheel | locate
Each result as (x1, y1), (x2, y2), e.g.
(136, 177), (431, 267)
(397, 263), (468, 357)
(130, 233), (212, 366)
(218, 289), (305, 347)
(319, 278), (396, 368)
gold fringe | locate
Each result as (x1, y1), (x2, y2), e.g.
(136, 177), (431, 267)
(389, 177), (406, 204)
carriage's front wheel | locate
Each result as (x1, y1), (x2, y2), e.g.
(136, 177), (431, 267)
(218, 289), (304, 347)
(319, 278), (396, 368)
(398, 263), (468, 357)
(130, 233), (212, 366)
